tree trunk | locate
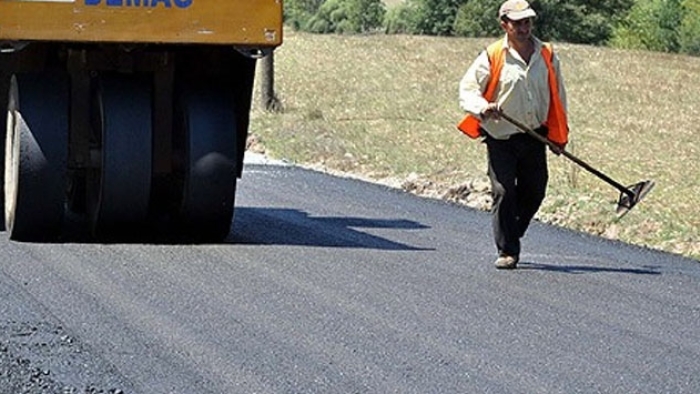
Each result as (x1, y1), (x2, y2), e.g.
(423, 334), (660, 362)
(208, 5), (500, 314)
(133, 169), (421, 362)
(259, 52), (282, 112)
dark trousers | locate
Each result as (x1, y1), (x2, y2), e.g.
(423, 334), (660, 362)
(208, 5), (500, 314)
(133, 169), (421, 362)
(485, 131), (548, 257)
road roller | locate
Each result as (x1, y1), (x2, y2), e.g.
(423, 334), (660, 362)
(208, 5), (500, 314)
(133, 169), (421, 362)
(0, 0), (283, 242)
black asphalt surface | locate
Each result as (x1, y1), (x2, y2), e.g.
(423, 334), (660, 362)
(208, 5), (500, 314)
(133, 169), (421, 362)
(1, 163), (699, 393)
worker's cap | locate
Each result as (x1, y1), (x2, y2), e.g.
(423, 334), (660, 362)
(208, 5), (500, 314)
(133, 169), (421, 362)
(499, 0), (537, 21)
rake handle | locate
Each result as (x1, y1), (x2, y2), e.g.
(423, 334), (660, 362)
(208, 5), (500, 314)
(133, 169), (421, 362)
(499, 113), (634, 198)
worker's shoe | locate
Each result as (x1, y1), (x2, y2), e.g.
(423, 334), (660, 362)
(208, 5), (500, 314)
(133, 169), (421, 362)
(494, 253), (519, 270)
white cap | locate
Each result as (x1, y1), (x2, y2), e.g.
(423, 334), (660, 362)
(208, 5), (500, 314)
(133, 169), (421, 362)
(499, 0), (537, 21)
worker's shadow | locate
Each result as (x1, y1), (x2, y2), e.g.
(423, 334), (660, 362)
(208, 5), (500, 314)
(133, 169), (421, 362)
(517, 262), (661, 275)
(229, 207), (433, 251)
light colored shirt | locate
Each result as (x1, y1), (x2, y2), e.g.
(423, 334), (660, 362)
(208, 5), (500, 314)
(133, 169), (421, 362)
(459, 35), (568, 140)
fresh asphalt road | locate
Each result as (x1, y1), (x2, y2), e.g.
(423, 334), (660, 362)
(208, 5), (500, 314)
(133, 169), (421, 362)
(1, 161), (699, 393)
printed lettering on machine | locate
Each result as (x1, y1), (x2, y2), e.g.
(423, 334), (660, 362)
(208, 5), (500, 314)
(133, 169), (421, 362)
(84, 0), (193, 8)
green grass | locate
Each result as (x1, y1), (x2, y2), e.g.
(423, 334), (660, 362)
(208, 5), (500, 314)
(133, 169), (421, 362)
(249, 31), (700, 261)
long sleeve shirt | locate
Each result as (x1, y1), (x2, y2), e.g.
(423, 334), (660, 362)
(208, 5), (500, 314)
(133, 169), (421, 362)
(458, 35), (568, 140)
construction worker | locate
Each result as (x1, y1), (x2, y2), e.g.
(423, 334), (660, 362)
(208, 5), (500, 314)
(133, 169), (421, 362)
(458, 0), (569, 269)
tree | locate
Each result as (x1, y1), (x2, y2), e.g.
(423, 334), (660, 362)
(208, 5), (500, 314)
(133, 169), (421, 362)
(532, 0), (634, 44)
(284, 0), (325, 30)
(289, 0), (385, 34)
(412, 0), (464, 36)
(679, 0), (700, 55)
(453, 0), (500, 38)
(259, 52), (282, 112)
(657, 0), (683, 52)
(347, 0), (386, 32)
(610, 0), (682, 53)
(451, 0), (633, 44)
(384, 2), (422, 34)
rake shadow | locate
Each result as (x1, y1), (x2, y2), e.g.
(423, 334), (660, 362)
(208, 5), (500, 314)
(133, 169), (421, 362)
(517, 261), (661, 275)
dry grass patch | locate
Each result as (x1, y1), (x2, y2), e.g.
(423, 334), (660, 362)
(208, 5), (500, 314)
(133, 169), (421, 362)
(250, 31), (700, 261)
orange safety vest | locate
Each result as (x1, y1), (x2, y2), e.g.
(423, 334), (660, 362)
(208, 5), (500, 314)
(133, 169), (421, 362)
(457, 40), (569, 145)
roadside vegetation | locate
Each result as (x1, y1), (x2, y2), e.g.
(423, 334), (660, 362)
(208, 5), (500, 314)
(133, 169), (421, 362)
(284, 0), (700, 56)
(249, 31), (700, 261)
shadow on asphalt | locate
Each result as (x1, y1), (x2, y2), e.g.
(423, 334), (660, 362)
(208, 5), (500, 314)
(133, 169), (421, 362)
(518, 262), (661, 275)
(231, 207), (434, 251)
(6, 207), (432, 249)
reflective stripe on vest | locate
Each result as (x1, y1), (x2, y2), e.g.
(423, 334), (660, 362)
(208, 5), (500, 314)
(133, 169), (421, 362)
(457, 40), (569, 145)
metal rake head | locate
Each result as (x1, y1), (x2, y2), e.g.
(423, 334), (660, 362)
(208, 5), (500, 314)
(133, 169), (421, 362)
(616, 180), (655, 218)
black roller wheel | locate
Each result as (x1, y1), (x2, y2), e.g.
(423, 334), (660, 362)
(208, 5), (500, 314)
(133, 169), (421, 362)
(174, 79), (237, 242)
(4, 73), (69, 241)
(87, 74), (153, 238)
(0, 72), (11, 231)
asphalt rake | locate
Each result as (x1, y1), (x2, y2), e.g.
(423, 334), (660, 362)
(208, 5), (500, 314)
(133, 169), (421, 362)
(500, 113), (655, 218)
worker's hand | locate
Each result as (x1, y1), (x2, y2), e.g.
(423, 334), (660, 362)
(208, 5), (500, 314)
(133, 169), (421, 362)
(480, 102), (502, 120)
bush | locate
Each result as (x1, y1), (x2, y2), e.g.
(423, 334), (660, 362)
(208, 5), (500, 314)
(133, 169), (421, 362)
(609, 0), (682, 53)
(384, 3), (422, 34)
(412, 0), (464, 36)
(532, 0), (634, 44)
(284, 0), (325, 31)
(453, 0), (501, 38)
(680, 0), (700, 55)
(452, 0), (633, 44)
(286, 0), (385, 34)
(348, 0), (386, 33)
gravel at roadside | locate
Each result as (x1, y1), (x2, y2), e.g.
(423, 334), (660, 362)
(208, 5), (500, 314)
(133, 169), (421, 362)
(0, 277), (133, 394)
